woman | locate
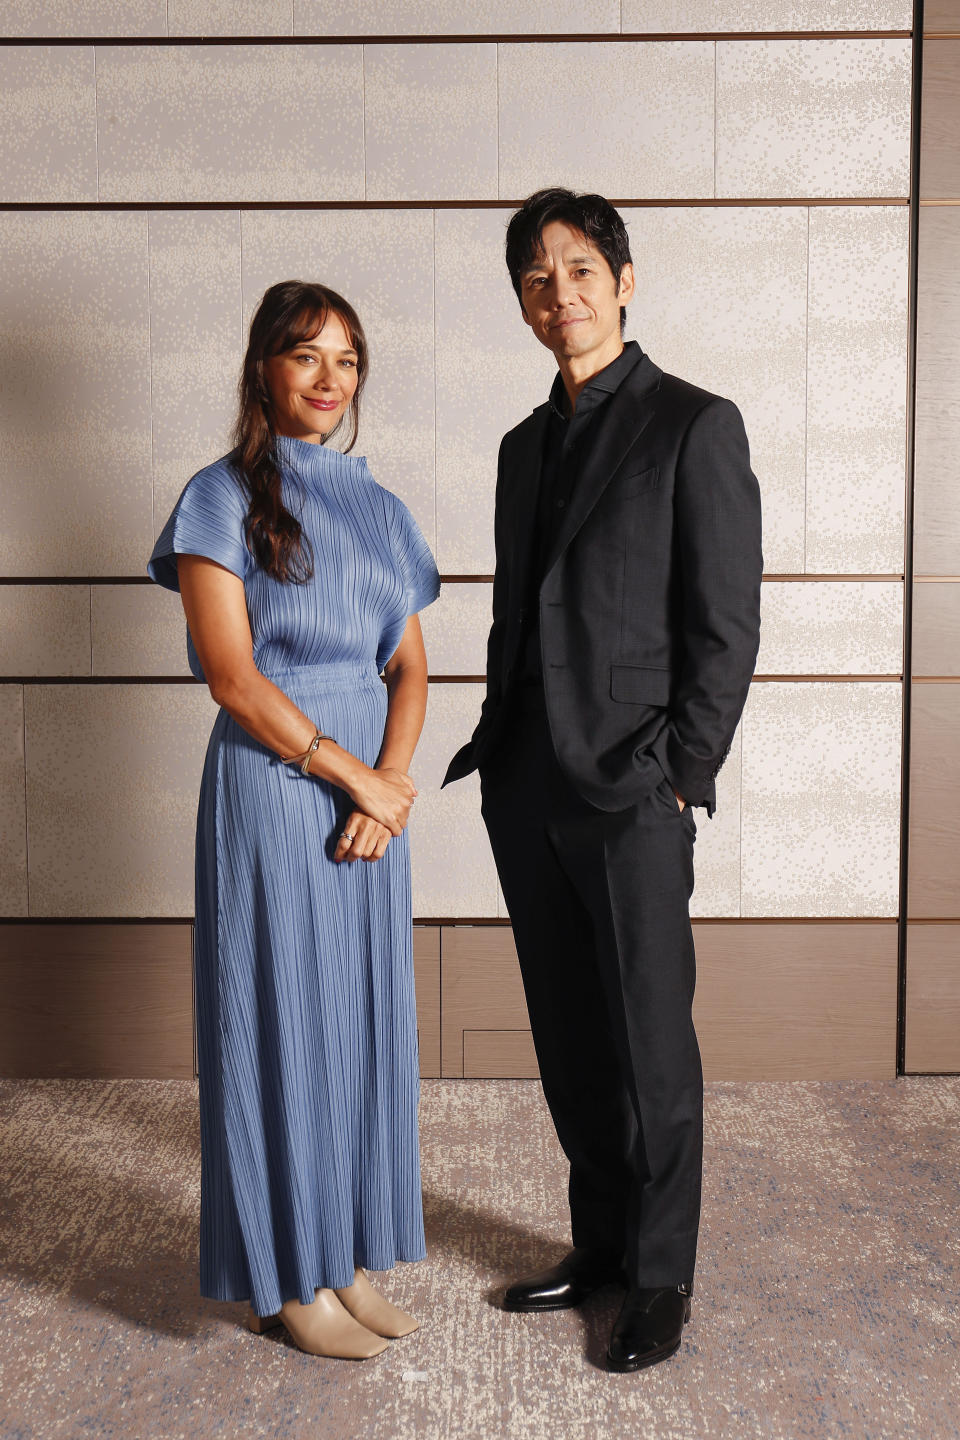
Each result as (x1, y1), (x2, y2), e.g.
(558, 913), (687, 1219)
(148, 281), (440, 1360)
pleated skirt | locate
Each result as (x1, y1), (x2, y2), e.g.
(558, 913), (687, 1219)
(193, 662), (426, 1317)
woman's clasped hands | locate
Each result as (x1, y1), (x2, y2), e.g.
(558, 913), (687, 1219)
(334, 765), (417, 863)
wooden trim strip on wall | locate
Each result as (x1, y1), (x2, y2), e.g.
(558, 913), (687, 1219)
(0, 32), (915, 48)
(0, 199), (911, 213)
(0, 574), (908, 584)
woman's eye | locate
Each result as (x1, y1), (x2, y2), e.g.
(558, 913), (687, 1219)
(295, 354), (315, 364)
(339, 359), (356, 369)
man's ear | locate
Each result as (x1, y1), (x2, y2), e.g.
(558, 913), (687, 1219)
(519, 299), (532, 328)
(617, 262), (636, 308)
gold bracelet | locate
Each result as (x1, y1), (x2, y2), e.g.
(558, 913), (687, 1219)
(281, 728), (334, 775)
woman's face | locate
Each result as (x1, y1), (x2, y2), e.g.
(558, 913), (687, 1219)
(263, 311), (360, 444)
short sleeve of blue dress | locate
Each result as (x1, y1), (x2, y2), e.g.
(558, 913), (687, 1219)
(382, 488), (441, 618)
(147, 459), (250, 594)
(147, 459), (250, 680)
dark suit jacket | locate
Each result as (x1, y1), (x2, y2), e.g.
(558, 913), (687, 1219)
(442, 352), (763, 816)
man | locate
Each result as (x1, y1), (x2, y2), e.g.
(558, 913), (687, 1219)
(443, 188), (763, 1372)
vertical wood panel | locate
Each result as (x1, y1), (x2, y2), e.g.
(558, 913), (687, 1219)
(911, 583), (960, 674)
(905, 923), (960, 1071)
(914, 207), (960, 575)
(413, 925), (441, 1078)
(920, 40), (960, 197)
(907, 685), (960, 916)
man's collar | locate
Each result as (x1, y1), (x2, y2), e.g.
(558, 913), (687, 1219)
(548, 339), (644, 419)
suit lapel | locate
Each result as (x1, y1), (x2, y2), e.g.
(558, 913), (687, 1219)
(543, 356), (664, 578)
(508, 402), (549, 585)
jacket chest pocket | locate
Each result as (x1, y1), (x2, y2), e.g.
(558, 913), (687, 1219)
(617, 464), (660, 500)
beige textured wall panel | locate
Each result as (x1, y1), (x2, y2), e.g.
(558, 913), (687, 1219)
(758, 581), (903, 674)
(0, 213), (153, 578)
(364, 44), (497, 202)
(912, 583), (960, 677)
(168, 0), (292, 34)
(410, 684), (500, 918)
(716, 40), (911, 198)
(690, 726), (742, 918)
(0, 47), (97, 202)
(623, 1), (911, 27)
(741, 682), (902, 916)
(914, 209), (960, 576)
(91, 585), (190, 676)
(435, 208), (555, 574)
(24, 685), (217, 917)
(0, 1), (165, 34)
(905, 925), (960, 1072)
(624, 206), (808, 574)
(420, 584), (492, 676)
(498, 42), (714, 200)
(0, 688), (27, 917)
(96, 45), (364, 202)
(907, 685), (960, 918)
(0, 587), (91, 678)
(806, 206), (909, 573)
(240, 209), (436, 549)
(149, 211), (243, 526)
(0, 923), (194, 1079)
(294, 0), (620, 34)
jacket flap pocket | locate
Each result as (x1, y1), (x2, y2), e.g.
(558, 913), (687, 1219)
(610, 663), (672, 706)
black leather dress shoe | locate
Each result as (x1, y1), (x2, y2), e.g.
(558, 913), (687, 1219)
(503, 1247), (626, 1313)
(606, 1284), (693, 1372)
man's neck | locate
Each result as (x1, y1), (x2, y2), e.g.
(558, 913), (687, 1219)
(558, 336), (625, 414)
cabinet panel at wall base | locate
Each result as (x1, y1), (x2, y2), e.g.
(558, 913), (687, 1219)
(0, 923), (194, 1080)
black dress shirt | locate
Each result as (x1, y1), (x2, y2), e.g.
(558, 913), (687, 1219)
(520, 340), (645, 682)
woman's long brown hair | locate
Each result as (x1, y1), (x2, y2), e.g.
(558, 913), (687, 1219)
(233, 280), (369, 583)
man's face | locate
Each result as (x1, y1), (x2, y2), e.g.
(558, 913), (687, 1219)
(518, 220), (634, 364)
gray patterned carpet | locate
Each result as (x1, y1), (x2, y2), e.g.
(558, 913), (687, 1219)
(1, 1077), (958, 1440)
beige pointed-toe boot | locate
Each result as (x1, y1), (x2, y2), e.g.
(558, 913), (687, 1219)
(247, 1287), (388, 1359)
(334, 1268), (419, 1339)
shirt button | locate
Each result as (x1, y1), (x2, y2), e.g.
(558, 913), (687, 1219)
(556, 498), (566, 509)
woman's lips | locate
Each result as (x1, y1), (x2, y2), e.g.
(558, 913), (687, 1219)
(306, 398), (340, 410)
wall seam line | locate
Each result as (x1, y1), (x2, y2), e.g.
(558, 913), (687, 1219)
(92, 45), (100, 201)
(146, 214), (156, 542)
(803, 205), (811, 574)
(361, 45), (367, 202)
(713, 39), (718, 197)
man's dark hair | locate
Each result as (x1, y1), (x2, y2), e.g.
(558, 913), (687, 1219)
(504, 187), (633, 336)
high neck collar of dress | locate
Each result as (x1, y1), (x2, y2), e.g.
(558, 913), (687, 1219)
(274, 434), (345, 473)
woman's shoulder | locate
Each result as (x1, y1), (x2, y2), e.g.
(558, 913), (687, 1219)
(180, 451), (248, 509)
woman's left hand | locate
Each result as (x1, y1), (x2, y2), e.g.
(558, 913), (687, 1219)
(334, 810), (392, 864)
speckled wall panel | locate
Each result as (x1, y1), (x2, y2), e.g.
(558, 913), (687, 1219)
(716, 39), (911, 198)
(740, 682), (902, 917)
(498, 42), (715, 199)
(434, 207), (555, 575)
(907, 685), (960, 918)
(757, 582), (903, 674)
(364, 44), (498, 202)
(806, 206), (909, 574)
(0, 924), (194, 1079)
(622, 1), (911, 27)
(905, 923), (960, 1072)
(148, 212), (243, 528)
(240, 208), (436, 547)
(0, 587), (91, 678)
(920, 40), (960, 198)
(914, 208), (960, 577)
(0, 1), (165, 35)
(293, 0), (620, 34)
(0, 46), (97, 203)
(167, 0), (293, 35)
(91, 586), (191, 677)
(911, 584), (960, 676)
(96, 45), (364, 202)
(0, 213), (153, 578)
(622, 206), (808, 574)
(410, 684), (500, 918)
(0, 688), (27, 918)
(420, 585), (492, 677)
(24, 685), (218, 917)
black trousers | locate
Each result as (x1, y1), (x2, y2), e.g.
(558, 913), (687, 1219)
(479, 684), (702, 1287)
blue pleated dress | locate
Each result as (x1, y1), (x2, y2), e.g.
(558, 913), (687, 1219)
(148, 436), (440, 1316)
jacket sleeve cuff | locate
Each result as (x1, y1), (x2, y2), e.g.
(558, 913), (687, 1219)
(649, 727), (728, 812)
